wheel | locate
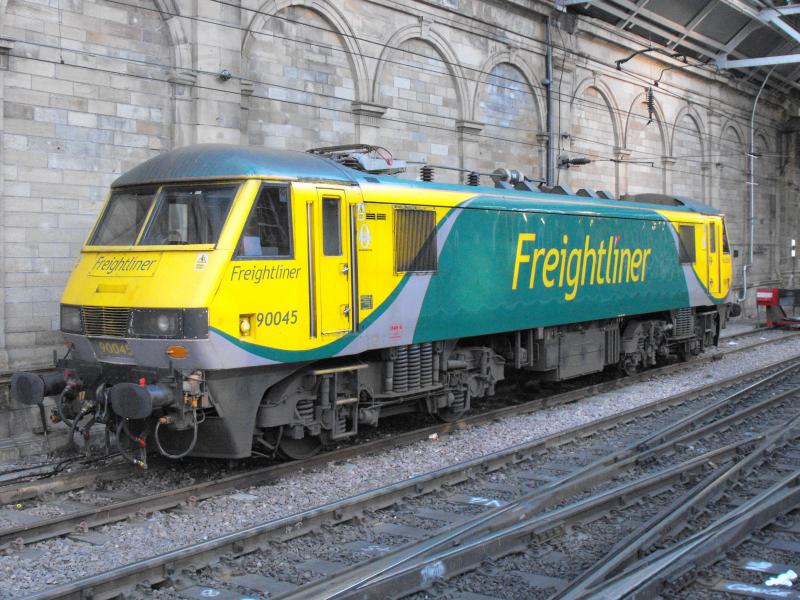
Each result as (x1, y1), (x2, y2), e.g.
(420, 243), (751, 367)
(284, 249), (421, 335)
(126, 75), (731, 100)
(620, 355), (640, 376)
(438, 390), (469, 423)
(261, 427), (322, 460)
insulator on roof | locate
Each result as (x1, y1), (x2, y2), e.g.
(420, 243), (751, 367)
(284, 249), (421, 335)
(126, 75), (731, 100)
(491, 168), (538, 191)
(467, 171), (480, 186)
(420, 165), (434, 182)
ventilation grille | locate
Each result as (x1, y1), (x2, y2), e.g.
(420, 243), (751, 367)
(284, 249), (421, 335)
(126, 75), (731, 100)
(395, 208), (437, 273)
(81, 306), (131, 337)
(366, 212), (386, 220)
(673, 308), (694, 338)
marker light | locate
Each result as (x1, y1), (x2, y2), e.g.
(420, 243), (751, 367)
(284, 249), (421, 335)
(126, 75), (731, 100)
(240, 317), (251, 336)
(166, 345), (189, 359)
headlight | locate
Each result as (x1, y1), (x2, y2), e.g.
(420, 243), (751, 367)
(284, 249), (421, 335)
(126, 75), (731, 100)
(60, 305), (82, 334)
(131, 309), (181, 338)
(130, 309), (208, 339)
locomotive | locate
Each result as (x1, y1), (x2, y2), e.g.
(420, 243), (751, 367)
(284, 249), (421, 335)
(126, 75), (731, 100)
(12, 144), (735, 462)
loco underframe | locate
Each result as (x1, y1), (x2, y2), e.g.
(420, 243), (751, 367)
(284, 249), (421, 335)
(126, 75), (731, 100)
(12, 304), (724, 461)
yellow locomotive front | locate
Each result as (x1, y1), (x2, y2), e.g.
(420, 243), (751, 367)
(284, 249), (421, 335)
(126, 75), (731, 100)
(63, 180), (243, 363)
(11, 144), (363, 462)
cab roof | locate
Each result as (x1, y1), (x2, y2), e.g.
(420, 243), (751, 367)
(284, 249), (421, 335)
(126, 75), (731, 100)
(112, 144), (358, 188)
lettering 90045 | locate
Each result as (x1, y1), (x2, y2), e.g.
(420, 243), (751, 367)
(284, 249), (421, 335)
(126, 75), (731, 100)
(255, 310), (298, 327)
(94, 341), (134, 358)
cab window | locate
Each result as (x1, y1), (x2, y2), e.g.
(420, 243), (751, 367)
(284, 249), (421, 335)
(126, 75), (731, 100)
(678, 224), (696, 264)
(722, 223), (731, 254)
(322, 197), (341, 256)
(236, 185), (293, 258)
(89, 187), (157, 246)
(141, 184), (238, 246)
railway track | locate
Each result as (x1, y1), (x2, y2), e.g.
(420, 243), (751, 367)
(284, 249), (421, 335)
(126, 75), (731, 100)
(658, 473), (800, 600)
(16, 354), (800, 599)
(0, 328), (796, 554)
(196, 361), (800, 600)
(555, 432), (800, 599)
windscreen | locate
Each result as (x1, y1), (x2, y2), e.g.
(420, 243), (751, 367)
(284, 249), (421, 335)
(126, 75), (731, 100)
(140, 184), (239, 245)
(89, 187), (157, 246)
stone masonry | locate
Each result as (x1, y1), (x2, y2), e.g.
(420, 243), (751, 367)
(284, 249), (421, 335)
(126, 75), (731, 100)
(0, 0), (798, 373)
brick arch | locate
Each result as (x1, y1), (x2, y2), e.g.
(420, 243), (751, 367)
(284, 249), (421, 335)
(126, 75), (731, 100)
(719, 120), (745, 156)
(570, 76), (623, 150)
(670, 105), (707, 162)
(242, 0), (369, 101)
(671, 105), (707, 200)
(152, 0), (191, 73)
(0, 0), (187, 70)
(623, 91), (669, 195)
(568, 76), (623, 194)
(372, 24), (468, 120)
(754, 129), (775, 155)
(470, 52), (544, 131)
(624, 91), (668, 157)
(472, 56), (544, 179)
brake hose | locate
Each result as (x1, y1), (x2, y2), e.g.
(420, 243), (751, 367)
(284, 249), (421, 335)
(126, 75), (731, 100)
(153, 410), (198, 460)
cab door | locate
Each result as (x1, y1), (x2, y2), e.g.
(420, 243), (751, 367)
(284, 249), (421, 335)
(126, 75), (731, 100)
(707, 219), (722, 295)
(314, 189), (352, 335)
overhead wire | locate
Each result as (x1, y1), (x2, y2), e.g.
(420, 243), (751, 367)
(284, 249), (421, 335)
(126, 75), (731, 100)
(4, 0), (795, 186)
(89, 0), (786, 138)
(10, 30), (784, 162)
(9, 47), (792, 190)
(220, 0), (789, 123)
(563, 144), (784, 189)
(9, 47), (791, 189)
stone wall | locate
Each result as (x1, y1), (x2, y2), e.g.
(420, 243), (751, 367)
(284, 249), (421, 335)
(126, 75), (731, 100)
(0, 0), (796, 371)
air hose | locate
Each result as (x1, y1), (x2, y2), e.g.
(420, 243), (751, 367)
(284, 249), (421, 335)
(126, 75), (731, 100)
(153, 410), (198, 460)
(56, 388), (74, 427)
(115, 419), (147, 468)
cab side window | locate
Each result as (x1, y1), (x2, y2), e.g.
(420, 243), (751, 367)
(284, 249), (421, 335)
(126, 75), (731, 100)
(722, 223), (731, 254)
(321, 197), (341, 256)
(237, 185), (293, 258)
(678, 224), (696, 264)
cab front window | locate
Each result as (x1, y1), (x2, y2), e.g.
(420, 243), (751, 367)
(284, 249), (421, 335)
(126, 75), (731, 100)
(88, 187), (157, 246)
(140, 184), (239, 246)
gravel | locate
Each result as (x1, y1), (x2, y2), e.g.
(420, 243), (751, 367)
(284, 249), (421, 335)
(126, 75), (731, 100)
(2, 333), (800, 597)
